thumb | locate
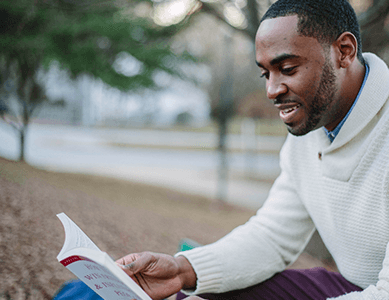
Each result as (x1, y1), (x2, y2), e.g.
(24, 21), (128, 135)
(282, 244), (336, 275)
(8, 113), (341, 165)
(117, 252), (154, 276)
(116, 253), (140, 275)
(123, 261), (136, 272)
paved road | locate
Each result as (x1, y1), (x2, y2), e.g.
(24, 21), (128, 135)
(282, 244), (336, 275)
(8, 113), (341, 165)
(0, 122), (285, 209)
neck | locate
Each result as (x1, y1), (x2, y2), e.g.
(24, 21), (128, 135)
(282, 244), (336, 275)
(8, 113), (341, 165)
(344, 61), (366, 103)
(325, 61), (366, 131)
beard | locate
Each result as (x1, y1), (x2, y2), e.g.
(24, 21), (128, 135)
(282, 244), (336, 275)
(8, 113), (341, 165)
(288, 58), (337, 136)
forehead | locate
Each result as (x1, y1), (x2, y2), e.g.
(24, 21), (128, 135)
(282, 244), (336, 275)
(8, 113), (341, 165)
(255, 15), (325, 66)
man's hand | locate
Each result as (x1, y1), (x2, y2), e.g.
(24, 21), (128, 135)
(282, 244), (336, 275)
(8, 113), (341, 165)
(116, 252), (197, 300)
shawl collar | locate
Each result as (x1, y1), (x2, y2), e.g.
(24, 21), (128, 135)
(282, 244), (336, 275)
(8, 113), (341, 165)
(313, 53), (389, 181)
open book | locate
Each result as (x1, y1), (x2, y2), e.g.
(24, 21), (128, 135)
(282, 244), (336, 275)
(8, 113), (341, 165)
(57, 213), (152, 300)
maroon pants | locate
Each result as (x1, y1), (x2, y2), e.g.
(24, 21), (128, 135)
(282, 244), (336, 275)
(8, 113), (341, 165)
(176, 268), (363, 300)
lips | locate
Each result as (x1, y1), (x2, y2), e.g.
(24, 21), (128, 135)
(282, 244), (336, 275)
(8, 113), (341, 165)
(281, 105), (300, 114)
(275, 102), (302, 124)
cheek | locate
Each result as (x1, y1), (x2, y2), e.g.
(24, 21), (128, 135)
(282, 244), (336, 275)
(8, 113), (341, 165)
(291, 72), (320, 99)
(297, 62), (324, 97)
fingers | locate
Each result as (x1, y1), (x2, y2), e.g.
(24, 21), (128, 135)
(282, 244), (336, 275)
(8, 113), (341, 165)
(116, 253), (139, 266)
(116, 252), (156, 276)
(116, 253), (140, 276)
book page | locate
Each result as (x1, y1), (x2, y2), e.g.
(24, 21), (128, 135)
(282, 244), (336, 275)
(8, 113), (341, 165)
(57, 213), (153, 300)
(57, 213), (100, 260)
(63, 254), (145, 300)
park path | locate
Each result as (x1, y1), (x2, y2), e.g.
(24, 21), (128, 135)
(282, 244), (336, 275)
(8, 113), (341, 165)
(0, 122), (285, 209)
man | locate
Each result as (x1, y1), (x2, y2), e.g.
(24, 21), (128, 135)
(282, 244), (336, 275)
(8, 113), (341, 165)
(118, 0), (389, 299)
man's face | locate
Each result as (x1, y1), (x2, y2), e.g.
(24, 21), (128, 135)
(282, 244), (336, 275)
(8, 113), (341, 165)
(255, 15), (340, 136)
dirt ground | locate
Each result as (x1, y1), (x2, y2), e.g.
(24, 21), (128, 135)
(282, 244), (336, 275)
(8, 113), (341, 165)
(0, 157), (333, 300)
(0, 157), (257, 299)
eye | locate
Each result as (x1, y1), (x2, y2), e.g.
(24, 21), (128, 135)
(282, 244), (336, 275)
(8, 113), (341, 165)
(281, 66), (297, 75)
(260, 72), (269, 79)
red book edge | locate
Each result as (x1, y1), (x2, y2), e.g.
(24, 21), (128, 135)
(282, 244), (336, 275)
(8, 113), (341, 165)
(60, 255), (93, 267)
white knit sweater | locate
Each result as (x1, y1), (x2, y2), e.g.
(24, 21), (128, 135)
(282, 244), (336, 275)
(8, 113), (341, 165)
(177, 53), (389, 299)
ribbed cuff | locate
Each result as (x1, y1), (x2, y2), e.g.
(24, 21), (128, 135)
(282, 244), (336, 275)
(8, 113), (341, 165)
(175, 246), (224, 295)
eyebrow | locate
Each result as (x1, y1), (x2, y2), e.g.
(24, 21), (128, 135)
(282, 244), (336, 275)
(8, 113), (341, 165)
(256, 54), (300, 68)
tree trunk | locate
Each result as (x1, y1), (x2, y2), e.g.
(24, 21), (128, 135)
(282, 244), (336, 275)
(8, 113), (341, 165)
(217, 117), (228, 203)
(19, 127), (25, 162)
(19, 99), (30, 162)
(216, 29), (235, 204)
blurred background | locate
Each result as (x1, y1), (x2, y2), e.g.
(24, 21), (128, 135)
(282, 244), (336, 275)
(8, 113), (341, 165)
(1, 0), (389, 298)
(1, 0), (388, 208)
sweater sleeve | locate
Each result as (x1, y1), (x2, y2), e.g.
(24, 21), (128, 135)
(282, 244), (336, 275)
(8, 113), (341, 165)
(176, 139), (317, 295)
(328, 242), (389, 300)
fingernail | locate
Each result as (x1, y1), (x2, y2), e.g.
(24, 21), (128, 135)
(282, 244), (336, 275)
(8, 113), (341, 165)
(124, 262), (134, 269)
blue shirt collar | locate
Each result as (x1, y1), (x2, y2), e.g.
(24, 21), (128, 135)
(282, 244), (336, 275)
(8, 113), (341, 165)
(324, 64), (370, 142)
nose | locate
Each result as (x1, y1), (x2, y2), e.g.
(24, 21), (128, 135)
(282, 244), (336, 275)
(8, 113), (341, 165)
(266, 76), (288, 100)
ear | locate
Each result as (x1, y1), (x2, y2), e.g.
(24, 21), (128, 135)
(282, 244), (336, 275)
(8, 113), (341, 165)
(333, 32), (358, 68)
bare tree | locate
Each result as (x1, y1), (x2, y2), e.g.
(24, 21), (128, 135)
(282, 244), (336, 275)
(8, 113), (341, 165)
(359, 0), (389, 57)
(185, 0), (389, 204)
(198, 0), (389, 57)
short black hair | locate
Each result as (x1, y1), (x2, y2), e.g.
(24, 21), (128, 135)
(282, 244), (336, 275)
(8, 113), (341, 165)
(261, 0), (364, 64)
